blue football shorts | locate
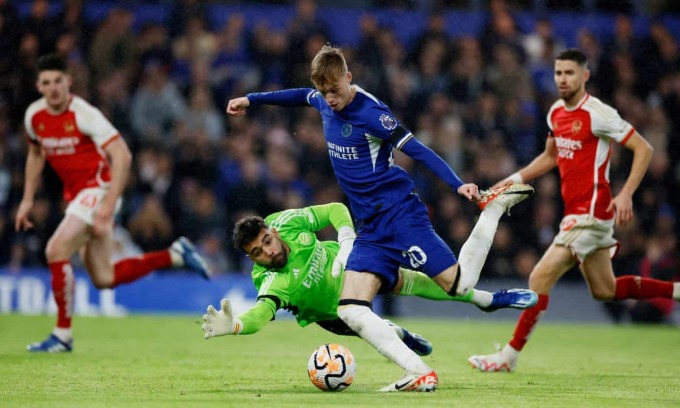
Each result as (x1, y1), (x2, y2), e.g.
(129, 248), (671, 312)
(345, 192), (457, 292)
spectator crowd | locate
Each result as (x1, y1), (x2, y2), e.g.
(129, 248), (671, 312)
(0, 0), (678, 320)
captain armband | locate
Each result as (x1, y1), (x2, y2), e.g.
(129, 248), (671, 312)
(389, 126), (414, 150)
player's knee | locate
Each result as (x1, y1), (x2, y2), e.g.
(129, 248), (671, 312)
(456, 285), (474, 297)
(591, 287), (615, 301)
(90, 275), (114, 289)
(44, 239), (65, 262)
(436, 266), (468, 296)
(456, 273), (478, 297)
(527, 268), (555, 292)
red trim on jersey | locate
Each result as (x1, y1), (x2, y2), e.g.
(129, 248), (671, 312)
(101, 133), (121, 149)
(620, 128), (635, 145)
(575, 93), (590, 110)
(26, 97), (116, 201)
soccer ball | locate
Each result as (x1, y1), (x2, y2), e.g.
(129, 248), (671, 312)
(307, 343), (356, 392)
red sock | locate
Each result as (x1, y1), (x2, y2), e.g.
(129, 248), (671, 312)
(614, 275), (673, 300)
(49, 260), (75, 329)
(112, 250), (172, 286)
(509, 294), (549, 352)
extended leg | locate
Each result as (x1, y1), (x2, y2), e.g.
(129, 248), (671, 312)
(468, 244), (575, 372)
(28, 215), (89, 352)
(337, 270), (437, 392)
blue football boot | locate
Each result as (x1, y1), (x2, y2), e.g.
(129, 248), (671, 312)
(478, 289), (538, 313)
(171, 237), (212, 280)
(27, 334), (73, 353)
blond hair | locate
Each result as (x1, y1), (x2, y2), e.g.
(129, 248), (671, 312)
(310, 44), (347, 88)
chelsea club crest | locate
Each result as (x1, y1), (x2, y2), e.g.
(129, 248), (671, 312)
(341, 123), (352, 137)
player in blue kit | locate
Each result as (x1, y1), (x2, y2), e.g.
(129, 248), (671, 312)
(227, 44), (537, 392)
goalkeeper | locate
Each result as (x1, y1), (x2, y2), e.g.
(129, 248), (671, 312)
(201, 202), (529, 355)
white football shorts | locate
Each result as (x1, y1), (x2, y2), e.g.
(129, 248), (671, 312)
(553, 214), (618, 263)
(65, 187), (122, 226)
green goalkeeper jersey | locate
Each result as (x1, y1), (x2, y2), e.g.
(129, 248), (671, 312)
(237, 203), (354, 334)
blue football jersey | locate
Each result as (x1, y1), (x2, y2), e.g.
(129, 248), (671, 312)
(306, 86), (416, 220)
(247, 85), (464, 221)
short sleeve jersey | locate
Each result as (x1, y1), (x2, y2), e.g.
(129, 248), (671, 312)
(304, 86), (416, 221)
(547, 94), (635, 220)
(251, 207), (343, 327)
(24, 96), (120, 201)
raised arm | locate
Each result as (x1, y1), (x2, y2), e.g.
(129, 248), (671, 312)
(396, 131), (480, 201)
(226, 89), (315, 116)
(307, 202), (354, 232)
(308, 203), (356, 277)
(493, 135), (558, 189)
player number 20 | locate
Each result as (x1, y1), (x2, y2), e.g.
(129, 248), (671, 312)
(402, 246), (427, 268)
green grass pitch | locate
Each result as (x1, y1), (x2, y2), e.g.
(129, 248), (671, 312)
(1, 314), (678, 407)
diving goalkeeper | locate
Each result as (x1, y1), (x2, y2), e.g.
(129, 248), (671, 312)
(201, 202), (534, 355)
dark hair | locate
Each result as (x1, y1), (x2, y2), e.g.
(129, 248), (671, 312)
(556, 48), (588, 67)
(37, 53), (68, 73)
(233, 215), (267, 250)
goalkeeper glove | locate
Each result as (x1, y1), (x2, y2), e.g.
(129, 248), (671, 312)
(332, 226), (356, 278)
(202, 298), (243, 338)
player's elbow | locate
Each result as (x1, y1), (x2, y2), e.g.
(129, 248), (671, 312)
(115, 147), (133, 170)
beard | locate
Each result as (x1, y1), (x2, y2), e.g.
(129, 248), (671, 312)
(270, 251), (289, 268)
(559, 85), (583, 103)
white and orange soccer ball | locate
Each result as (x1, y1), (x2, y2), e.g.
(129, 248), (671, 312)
(307, 343), (357, 392)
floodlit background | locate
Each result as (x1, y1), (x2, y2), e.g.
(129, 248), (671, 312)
(0, 0), (678, 324)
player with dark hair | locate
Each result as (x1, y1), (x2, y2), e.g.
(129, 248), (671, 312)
(17, 54), (211, 353)
(202, 203), (538, 356)
(467, 48), (679, 372)
(226, 45), (537, 391)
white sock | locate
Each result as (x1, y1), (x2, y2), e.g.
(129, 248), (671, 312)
(53, 327), (73, 342)
(169, 247), (183, 267)
(470, 289), (493, 307)
(338, 305), (431, 374)
(503, 344), (519, 359)
(384, 320), (405, 339)
(673, 283), (680, 301)
(456, 204), (504, 295)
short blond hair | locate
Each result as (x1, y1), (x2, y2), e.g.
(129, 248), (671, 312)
(310, 44), (347, 88)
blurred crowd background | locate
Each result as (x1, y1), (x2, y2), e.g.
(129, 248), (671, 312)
(0, 0), (678, 321)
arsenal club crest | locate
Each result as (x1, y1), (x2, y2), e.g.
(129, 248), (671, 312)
(572, 120), (582, 135)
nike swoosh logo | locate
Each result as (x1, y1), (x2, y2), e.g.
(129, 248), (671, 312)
(394, 380), (412, 390)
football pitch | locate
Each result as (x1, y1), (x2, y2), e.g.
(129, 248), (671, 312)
(1, 314), (678, 408)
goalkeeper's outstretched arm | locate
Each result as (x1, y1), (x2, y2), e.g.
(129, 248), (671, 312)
(202, 297), (278, 338)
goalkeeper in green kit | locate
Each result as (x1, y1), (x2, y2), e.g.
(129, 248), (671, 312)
(201, 202), (529, 356)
